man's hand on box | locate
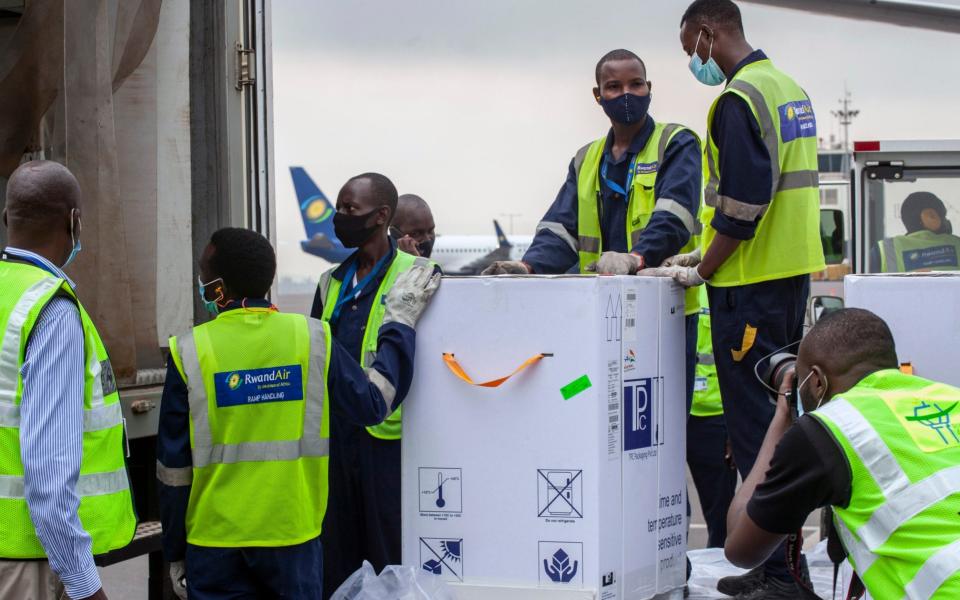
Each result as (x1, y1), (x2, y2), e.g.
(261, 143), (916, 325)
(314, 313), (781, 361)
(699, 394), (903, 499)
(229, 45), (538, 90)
(383, 265), (442, 328)
(481, 261), (531, 275)
(637, 265), (705, 288)
(661, 248), (701, 268)
(585, 252), (644, 275)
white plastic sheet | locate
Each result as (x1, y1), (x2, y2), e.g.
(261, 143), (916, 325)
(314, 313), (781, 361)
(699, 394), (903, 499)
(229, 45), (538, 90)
(332, 561), (456, 600)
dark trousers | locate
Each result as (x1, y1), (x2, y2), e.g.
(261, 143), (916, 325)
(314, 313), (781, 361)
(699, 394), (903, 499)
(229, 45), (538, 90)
(321, 423), (402, 599)
(185, 535), (323, 599)
(706, 274), (809, 579)
(687, 414), (737, 548)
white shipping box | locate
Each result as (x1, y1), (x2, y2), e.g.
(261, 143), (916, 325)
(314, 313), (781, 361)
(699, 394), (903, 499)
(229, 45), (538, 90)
(845, 273), (960, 386)
(401, 276), (687, 599)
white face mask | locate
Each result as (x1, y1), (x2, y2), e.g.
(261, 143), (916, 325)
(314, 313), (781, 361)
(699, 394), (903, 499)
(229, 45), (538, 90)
(63, 208), (82, 268)
(797, 369), (828, 417)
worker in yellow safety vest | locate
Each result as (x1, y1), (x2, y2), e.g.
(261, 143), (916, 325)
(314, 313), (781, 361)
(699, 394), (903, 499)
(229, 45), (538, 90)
(157, 227), (438, 598)
(0, 161), (135, 600)
(726, 308), (960, 599)
(872, 191), (960, 273)
(652, 2), (827, 595)
(310, 173), (440, 598)
(688, 286), (737, 549)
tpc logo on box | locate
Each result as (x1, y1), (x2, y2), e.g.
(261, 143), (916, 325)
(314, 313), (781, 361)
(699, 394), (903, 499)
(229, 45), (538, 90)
(623, 377), (659, 451)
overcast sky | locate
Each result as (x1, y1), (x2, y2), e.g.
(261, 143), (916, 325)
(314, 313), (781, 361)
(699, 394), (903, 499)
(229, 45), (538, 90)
(270, 0), (960, 281)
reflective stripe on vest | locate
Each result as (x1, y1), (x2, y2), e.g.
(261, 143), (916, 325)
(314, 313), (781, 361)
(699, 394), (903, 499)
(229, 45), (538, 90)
(176, 319), (330, 468)
(813, 372), (960, 598)
(320, 251), (433, 440)
(573, 122), (702, 315)
(701, 59), (825, 287)
(0, 261), (135, 559)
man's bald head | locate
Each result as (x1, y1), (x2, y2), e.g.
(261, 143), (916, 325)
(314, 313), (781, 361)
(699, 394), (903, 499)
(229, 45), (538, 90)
(5, 161), (81, 235)
(799, 308), (898, 382)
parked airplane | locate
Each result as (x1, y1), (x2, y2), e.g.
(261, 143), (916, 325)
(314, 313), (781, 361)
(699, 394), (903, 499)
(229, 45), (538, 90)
(290, 166), (533, 275)
(741, 0), (960, 34)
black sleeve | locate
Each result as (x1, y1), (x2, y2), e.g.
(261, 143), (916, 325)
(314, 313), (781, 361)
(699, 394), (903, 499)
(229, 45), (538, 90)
(746, 415), (852, 534)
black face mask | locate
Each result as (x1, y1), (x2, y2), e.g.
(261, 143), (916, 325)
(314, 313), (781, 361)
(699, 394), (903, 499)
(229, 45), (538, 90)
(416, 238), (435, 258)
(389, 226), (435, 258)
(334, 209), (381, 248)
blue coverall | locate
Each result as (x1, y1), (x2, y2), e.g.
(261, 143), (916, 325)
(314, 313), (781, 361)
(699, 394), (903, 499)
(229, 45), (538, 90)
(706, 49), (811, 582)
(309, 240), (428, 599)
(157, 298), (411, 599)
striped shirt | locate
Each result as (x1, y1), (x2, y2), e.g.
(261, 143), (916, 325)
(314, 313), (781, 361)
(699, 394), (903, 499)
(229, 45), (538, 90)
(5, 247), (101, 598)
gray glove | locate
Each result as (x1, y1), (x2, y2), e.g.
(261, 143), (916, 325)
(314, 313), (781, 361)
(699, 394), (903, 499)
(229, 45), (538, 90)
(170, 561), (187, 600)
(638, 265), (705, 288)
(383, 265), (441, 328)
(661, 248), (701, 268)
(586, 251), (643, 275)
(481, 260), (531, 275)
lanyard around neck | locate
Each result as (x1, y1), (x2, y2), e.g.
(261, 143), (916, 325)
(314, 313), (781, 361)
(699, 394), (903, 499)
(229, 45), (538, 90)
(331, 252), (391, 322)
(600, 154), (635, 198)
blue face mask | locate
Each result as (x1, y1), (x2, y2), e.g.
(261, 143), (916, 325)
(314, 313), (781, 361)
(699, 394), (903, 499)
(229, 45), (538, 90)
(599, 92), (651, 125)
(197, 276), (224, 315)
(63, 209), (82, 268)
(688, 30), (726, 87)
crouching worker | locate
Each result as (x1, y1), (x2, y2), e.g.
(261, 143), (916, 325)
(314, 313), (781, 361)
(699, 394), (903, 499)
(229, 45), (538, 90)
(725, 308), (960, 599)
(156, 227), (439, 599)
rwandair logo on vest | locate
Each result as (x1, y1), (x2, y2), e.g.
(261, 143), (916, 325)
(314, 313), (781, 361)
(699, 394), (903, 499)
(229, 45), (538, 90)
(778, 100), (816, 143)
(893, 400), (960, 453)
(227, 373), (242, 390)
(214, 365), (304, 408)
(635, 162), (658, 175)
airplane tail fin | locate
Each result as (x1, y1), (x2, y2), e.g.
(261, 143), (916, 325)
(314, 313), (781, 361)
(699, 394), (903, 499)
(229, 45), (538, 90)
(494, 219), (512, 248)
(290, 166), (339, 244)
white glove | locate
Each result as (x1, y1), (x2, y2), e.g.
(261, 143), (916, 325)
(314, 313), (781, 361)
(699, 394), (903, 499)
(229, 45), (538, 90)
(585, 252), (643, 275)
(481, 261), (531, 275)
(637, 265), (706, 288)
(383, 265), (441, 328)
(661, 248), (701, 268)
(170, 561), (188, 600)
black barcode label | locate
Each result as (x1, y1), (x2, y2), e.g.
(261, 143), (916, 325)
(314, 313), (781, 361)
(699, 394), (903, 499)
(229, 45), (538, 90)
(625, 318), (636, 328)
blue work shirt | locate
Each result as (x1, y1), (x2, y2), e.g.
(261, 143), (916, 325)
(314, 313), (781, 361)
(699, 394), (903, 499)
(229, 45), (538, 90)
(523, 116), (702, 273)
(157, 298), (408, 561)
(709, 49), (775, 241)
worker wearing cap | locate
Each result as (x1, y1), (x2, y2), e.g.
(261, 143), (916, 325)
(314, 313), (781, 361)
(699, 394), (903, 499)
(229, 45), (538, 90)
(157, 227), (439, 598)
(0, 161), (135, 600)
(872, 191), (960, 272)
(660, 1), (826, 596)
(725, 308), (960, 599)
(311, 173), (440, 598)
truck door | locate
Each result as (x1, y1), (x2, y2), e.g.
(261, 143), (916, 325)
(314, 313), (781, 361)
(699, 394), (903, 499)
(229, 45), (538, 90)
(854, 142), (960, 275)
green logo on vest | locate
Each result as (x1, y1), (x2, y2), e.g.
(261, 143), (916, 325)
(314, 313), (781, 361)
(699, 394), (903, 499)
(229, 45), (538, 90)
(901, 401), (960, 452)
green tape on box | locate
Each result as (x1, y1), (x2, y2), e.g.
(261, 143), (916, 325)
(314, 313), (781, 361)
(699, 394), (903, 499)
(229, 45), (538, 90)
(560, 375), (592, 400)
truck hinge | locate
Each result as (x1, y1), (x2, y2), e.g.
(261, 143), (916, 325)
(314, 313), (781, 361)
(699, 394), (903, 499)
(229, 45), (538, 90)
(236, 43), (255, 90)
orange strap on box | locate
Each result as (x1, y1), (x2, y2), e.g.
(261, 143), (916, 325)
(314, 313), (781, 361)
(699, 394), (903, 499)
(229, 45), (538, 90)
(442, 352), (548, 388)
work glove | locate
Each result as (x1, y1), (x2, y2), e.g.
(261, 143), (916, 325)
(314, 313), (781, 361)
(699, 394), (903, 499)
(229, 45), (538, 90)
(383, 265), (442, 328)
(481, 260), (531, 275)
(170, 561), (187, 600)
(585, 251), (644, 275)
(661, 248), (701, 268)
(637, 265), (706, 288)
